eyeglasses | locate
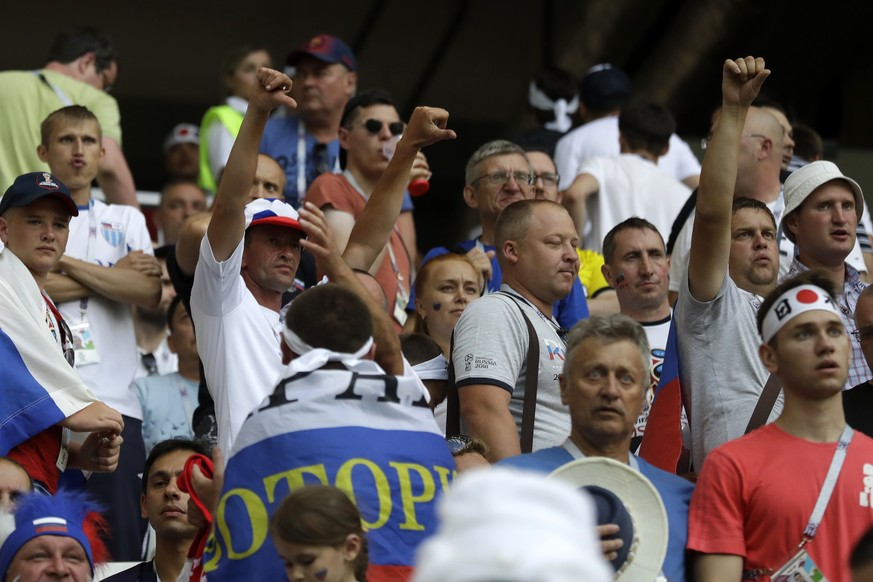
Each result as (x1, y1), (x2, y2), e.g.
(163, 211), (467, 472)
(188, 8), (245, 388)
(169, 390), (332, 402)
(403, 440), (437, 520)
(360, 119), (405, 137)
(851, 327), (873, 343)
(701, 133), (767, 151)
(471, 171), (535, 187)
(534, 172), (560, 188)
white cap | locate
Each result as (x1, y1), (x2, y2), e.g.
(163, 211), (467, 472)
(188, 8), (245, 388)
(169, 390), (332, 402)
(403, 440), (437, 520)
(412, 467), (612, 582)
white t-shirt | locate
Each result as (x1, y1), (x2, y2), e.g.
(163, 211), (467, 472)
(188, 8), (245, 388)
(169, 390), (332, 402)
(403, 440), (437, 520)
(578, 154), (691, 253)
(190, 235), (285, 456)
(57, 199), (153, 419)
(554, 116), (701, 191)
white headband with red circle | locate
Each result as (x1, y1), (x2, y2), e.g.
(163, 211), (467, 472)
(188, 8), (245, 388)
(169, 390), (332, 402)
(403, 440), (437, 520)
(761, 284), (840, 344)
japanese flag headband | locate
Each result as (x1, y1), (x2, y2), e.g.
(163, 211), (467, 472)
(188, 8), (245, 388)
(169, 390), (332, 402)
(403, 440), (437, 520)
(761, 284), (840, 344)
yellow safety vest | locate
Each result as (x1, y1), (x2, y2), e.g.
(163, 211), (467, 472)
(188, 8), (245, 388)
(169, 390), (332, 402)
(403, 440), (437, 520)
(199, 105), (244, 192)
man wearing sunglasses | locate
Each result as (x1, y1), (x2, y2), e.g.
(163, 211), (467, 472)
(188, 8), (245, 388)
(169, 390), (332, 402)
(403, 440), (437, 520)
(305, 89), (431, 331)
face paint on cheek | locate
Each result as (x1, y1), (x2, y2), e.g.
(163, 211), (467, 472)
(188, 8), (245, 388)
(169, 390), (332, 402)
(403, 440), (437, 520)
(314, 569), (328, 581)
(615, 272), (628, 289)
(432, 303), (442, 311)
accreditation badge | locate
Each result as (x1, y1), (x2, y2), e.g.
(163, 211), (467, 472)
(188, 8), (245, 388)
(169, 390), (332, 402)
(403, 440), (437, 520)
(771, 548), (827, 581)
(69, 317), (101, 366)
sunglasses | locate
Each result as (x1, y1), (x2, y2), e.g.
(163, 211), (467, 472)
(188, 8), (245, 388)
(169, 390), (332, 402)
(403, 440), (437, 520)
(360, 118), (405, 136)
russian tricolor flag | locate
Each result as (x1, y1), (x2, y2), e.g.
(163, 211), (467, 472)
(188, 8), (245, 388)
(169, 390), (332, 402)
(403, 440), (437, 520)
(639, 317), (685, 473)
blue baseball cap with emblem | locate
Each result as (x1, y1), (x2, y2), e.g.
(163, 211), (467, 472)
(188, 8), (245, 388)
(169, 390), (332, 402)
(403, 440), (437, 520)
(0, 172), (78, 217)
(286, 34), (357, 72)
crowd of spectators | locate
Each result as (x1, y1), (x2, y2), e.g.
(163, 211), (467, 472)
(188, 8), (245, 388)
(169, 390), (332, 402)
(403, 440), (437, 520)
(2, 25), (873, 582)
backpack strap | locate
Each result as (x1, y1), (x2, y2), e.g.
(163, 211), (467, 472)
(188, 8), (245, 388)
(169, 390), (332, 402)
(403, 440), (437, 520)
(446, 292), (540, 453)
(745, 374), (782, 434)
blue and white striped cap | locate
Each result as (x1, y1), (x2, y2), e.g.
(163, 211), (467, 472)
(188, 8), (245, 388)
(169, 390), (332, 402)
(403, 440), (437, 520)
(244, 198), (304, 233)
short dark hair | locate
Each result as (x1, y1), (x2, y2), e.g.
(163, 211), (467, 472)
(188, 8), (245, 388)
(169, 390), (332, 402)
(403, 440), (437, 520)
(602, 217), (662, 264)
(618, 101), (676, 155)
(340, 88), (396, 129)
(756, 270), (839, 344)
(792, 123), (824, 162)
(41, 105), (101, 145)
(46, 26), (117, 74)
(166, 295), (185, 332)
(285, 284), (373, 353)
(160, 179), (206, 204)
(732, 197), (777, 230)
(851, 526), (873, 571)
(142, 438), (207, 494)
(494, 199), (563, 253)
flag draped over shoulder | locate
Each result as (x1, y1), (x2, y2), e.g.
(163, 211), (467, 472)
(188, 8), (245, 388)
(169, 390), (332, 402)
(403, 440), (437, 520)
(0, 250), (98, 455)
(639, 315), (684, 473)
(203, 362), (455, 582)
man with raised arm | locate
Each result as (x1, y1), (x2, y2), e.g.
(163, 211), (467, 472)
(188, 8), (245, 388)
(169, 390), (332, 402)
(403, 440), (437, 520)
(188, 67), (455, 456)
(677, 57), (782, 471)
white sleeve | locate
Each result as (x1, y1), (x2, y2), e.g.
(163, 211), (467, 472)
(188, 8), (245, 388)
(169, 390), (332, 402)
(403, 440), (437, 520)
(452, 297), (526, 392)
(191, 234), (247, 317)
(554, 132), (579, 191)
(669, 218), (693, 293)
(663, 134), (701, 181)
(124, 208), (154, 255)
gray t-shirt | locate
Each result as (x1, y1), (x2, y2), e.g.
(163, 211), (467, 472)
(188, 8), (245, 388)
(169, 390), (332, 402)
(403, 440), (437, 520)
(676, 274), (782, 471)
(452, 284), (570, 451)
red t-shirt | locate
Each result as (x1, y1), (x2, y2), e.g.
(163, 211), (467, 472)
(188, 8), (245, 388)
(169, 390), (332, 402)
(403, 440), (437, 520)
(688, 423), (873, 582)
(304, 173), (411, 330)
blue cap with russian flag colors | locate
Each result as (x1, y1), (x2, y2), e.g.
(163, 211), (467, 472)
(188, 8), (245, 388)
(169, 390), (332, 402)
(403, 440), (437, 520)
(0, 489), (103, 576)
(244, 198), (305, 233)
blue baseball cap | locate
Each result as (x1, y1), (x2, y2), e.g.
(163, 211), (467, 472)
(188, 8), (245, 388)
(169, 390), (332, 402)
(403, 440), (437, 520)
(0, 172), (78, 217)
(286, 34), (357, 72)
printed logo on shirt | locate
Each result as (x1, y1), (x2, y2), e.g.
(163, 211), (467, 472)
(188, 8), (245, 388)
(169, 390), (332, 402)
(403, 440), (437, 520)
(860, 463), (873, 507)
(464, 353), (474, 372)
(100, 222), (124, 247)
(544, 339), (565, 361)
(473, 356), (496, 370)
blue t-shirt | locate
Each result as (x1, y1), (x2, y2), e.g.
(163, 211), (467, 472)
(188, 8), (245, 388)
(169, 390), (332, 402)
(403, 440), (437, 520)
(499, 446), (693, 582)
(413, 239), (589, 329)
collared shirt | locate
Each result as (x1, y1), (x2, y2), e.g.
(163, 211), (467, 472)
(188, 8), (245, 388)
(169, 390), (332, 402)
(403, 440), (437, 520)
(785, 258), (869, 390)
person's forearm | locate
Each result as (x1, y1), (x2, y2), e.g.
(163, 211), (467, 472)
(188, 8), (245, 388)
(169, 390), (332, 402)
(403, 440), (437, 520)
(45, 272), (94, 303)
(344, 138), (419, 271)
(57, 256), (160, 308)
(98, 138), (138, 208)
(461, 399), (521, 461)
